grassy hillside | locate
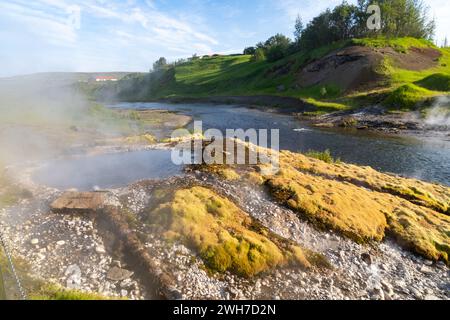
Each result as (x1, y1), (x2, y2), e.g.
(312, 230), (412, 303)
(96, 37), (450, 112)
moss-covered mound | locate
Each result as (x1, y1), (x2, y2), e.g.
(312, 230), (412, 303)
(258, 150), (450, 263)
(383, 84), (432, 110)
(279, 151), (450, 215)
(266, 167), (388, 243)
(415, 73), (450, 92)
(146, 186), (320, 277)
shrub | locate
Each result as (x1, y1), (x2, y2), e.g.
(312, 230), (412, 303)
(415, 73), (450, 91)
(251, 48), (266, 62)
(305, 149), (341, 164)
(383, 84), (431, 110)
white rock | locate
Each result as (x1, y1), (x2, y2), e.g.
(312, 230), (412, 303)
(30, 238), (39, 245)
(95, 246), (106, 254)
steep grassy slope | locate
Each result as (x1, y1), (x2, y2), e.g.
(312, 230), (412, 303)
(97, 37), (450, 112)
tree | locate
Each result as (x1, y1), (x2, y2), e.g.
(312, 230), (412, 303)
(361, 0), (435, 39)
(294, 15), (304, 43)
(243, 47), (256, 55)
(444, 37), (448, 48)
(263, 34), (292, 62)
(251, 48), (266, 62)
(152, 57), (167, 72)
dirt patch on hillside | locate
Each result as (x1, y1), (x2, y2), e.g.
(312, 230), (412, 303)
(297, 46), (385, 92)
(297, 46), (441, 93)
(381, 47), (441, 71)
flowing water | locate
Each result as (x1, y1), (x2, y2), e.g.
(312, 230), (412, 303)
(110, 102), (450, 186)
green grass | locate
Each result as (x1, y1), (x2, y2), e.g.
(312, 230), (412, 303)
(352, 37), (434, 53)
(101, 37), (449, 112)
(1, 251), (111, 300)
(30, 285), (110, 300)
(383, 84), (436, 110)
(302, 98), (350, 115)
(415, 73), (450, 91)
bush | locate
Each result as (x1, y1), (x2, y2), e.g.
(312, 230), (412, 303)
(251, 48), (266, 62)
(383, 84), (431, 110)
(243, 47), (256, 55)
(415, 73), (450, 91)
(305, 149), (341, 164)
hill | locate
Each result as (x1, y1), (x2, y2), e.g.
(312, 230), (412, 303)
(94, 37), (450, 114)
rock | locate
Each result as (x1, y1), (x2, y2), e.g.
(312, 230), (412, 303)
(277, 85), (286, 92)
(30, 238), (39, 245)
(381, 280), (394, 296)
(120, 279), (134, 289)
(370, 287), (385, 300)
(51, 191), (108, 214)
(424, 294), (441, 300)
(112, 260), (122, 268)
(423, 260), (433, 266)
(106, 267), (134, 282)
(95, 246), (106, 254)
(420, 266), (434, 275)
(411, 288), (422, 299)
(361, 253), (372, 265)
(56, 240), (66, 246)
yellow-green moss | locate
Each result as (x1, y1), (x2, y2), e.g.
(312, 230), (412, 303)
(280, 151), (450, 215)
(124, 133), (156, 145)
(147, 186), (319, 277)
(217, 168), (241, 181)
(266, 167), (388, 243)
(386, 206), (450, 263)
(30, 285), (111, 300)
(264, 150), (450, 263)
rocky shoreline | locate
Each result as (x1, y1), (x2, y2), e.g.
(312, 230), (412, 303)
(0, 141), (448, 300)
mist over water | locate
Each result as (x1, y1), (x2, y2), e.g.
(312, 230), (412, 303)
(425, 96), (450, 128)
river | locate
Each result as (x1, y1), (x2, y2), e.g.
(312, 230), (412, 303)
(111, 102), (450, 186)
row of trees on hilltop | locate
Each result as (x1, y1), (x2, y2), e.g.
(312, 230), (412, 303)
(244, 0), (436, 62)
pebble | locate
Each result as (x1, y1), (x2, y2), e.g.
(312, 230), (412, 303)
(95, 246), (106, 254)
(30, 238), (39, 245)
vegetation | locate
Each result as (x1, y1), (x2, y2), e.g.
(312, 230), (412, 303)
(146, 186), (323, 277)
(383, 84), (434, 110)
(30, 285), (110, 300)
(297, 0), (435, 51)
(0, 249), (111, 300)
(415, 73), (450, 91)
(279, 150), (450, 215)
(305, 149), (341, 164)
(262, 150), (450, 262)
(92, 1), (449, 113)
(266, 166), (389, 243)
(185, 145), (450, 263)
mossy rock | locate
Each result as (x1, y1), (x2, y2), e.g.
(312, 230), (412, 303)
(146, 186), (320, 277)
(266, 167), (388, 243)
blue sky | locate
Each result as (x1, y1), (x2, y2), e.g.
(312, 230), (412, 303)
(0, 0), (449, 77)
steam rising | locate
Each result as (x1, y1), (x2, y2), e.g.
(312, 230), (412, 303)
(0, 74), (96, 165)
(424, 96), (450, 128)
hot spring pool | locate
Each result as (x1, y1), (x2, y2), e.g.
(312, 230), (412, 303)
(33, 149), (182, 191)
